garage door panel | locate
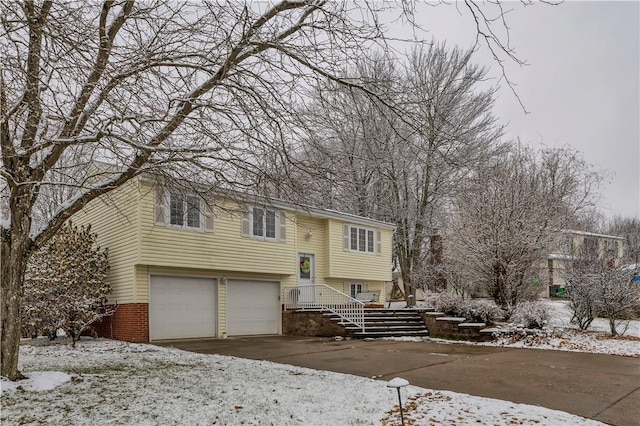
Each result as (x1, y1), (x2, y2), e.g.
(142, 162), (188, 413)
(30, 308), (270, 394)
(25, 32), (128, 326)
(149, 276), (217, 340)
(226, 280), (279, 336)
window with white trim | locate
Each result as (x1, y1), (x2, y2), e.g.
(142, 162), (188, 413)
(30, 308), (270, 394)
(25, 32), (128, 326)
(242, 206), (286, 242)
(349, 226), (376, 253)
(169, 193), (202, 229)
(252, 206), (278, 239)
(154, 187), (213, 232)
(350, 283), (363, 298)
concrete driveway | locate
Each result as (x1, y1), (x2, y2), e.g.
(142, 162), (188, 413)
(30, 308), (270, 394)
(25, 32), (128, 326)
(154, 336), (640, 426)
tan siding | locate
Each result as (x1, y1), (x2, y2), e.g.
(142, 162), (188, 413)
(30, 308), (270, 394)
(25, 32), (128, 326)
(72, 181), (140, 304)
(137, 182), (296, 275)
(327, 220), (392, 281)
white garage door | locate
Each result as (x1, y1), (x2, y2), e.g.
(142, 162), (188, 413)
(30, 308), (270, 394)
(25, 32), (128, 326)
(149, 275), (217, 340)
(226, 280), (280, 335)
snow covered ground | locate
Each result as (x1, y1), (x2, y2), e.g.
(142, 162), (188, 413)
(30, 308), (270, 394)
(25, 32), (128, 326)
(1, 338), (606, 426)
(487, 300), (640, 357)
(390, 299), (640, 358)
(2, 299), (636, 425)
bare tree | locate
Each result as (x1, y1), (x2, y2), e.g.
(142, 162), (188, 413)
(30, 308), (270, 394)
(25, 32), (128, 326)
(392, 44), (503, 304)
(0, 0), (539, 380)
(295, 42), (503, 305)
(563, 242), (607, 331)
(566, 256), (639, 336)
(448, 144), (602, 315)
(0, 0), (416, 380)
(606, 216), (640, 268)
(595, 268), (640, 336)
(564, 222), (640, 335)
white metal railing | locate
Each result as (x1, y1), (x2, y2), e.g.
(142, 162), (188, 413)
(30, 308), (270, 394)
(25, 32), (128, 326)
(282, 284), (365, 331)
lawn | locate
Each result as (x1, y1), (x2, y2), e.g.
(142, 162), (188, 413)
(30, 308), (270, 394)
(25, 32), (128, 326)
(2, 337), (608, 426)
(388, 300), (640, 357)
(3, 299), (637, 425)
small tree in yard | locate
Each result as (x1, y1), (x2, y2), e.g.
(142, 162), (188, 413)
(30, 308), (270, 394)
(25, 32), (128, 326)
(594, 268), (639, 336)
(448, 144), (602, 316)
(564, 278), (599, 331)
(22, 224), (113, 347)
(565, 245), (640, 336)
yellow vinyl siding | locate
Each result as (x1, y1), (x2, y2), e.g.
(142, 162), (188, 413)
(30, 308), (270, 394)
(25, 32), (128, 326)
(323, 278), (386, 299)
(137, 182), (295, 275)
(295, 215), (327, 282)
(72, 177), (394, 309)
(327, 220), (392, 281)
(72, 180), (140, 304)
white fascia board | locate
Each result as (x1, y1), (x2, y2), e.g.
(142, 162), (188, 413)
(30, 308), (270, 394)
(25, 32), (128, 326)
(136, 175), (396, 231)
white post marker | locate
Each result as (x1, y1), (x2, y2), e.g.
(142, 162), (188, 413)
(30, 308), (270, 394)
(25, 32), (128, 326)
(387, 377), (409, 426)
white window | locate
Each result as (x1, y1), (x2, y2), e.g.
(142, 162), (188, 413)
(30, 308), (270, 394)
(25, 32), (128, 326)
(349, 226), (376, 253)
(252, 207), (278, 239)
(169, 193), (202, 229)
(350, 283), (363, 298)
(154, 187), (213, 232)
(242, 206), (286, 242)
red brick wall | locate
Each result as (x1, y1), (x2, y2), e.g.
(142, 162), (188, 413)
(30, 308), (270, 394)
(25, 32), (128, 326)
(92, 303), (149, 343)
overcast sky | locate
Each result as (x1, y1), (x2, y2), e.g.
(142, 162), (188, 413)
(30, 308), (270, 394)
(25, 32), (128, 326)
(393, 1), (639, 220)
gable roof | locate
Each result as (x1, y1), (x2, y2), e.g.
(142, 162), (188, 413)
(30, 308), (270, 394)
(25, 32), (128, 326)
(137, 175), (395, 231)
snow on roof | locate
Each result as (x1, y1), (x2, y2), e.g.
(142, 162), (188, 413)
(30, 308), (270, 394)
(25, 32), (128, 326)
(560, 229), (625, 240)
(548, 253), (576, 261)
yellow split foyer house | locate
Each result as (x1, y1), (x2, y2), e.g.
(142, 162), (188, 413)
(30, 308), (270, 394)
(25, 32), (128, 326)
(73, 176), (394, 342)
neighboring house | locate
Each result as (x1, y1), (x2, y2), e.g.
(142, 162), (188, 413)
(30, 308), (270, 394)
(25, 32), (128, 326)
(72, 176), (394, 342)
(543, 229), (625, 297)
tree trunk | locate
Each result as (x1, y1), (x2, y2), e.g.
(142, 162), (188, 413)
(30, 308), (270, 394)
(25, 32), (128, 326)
(401, 268), (416, 307)
(1, 233), (30, 380)
(608, 317), (618, 337)
(1, 205), (33, 381)
(429, 229), (447, 291)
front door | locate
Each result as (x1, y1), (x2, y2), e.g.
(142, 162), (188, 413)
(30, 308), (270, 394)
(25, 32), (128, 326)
(298, 253), (315, 304)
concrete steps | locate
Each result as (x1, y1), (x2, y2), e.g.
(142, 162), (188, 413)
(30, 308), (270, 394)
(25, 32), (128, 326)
(286, 306), (497, 341)
(325, 308), (430, 338)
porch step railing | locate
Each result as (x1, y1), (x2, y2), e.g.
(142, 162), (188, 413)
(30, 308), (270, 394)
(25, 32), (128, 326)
(282, 284), (365, 331)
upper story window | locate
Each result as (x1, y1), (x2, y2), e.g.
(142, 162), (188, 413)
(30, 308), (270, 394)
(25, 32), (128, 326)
(242, 205), (286, 242)
(155, 187), (213, 233)
(170, 193), (201, 229)
(343, 224), (381, 255)
(350, 226), (375, 253)
(252, 207), (277, 239)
